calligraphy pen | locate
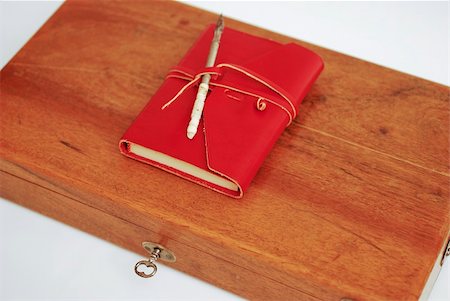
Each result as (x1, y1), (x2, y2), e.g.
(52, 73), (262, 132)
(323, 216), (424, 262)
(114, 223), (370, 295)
(187, 14), (224, 139)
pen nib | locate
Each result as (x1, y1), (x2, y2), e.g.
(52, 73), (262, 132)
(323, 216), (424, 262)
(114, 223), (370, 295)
(216, 14), (224, 34)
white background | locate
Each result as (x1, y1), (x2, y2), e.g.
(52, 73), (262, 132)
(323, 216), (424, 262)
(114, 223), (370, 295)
(0, 1), (448, 300)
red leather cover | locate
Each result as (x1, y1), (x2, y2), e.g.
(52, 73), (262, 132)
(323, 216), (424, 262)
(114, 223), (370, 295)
(120, 25), (324, 198)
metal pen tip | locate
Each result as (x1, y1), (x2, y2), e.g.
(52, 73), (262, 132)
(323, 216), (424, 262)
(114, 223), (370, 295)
(216, 14), (224, 32)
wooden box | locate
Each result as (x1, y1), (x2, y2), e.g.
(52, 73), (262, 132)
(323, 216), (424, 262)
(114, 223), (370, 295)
(1, 1), (449, 300)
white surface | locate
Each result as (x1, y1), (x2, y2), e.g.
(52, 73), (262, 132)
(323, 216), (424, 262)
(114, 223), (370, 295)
(0, 1), (449, 300)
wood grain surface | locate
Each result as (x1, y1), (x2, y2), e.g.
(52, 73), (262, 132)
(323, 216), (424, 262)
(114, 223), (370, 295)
(1, 1), (449, 300)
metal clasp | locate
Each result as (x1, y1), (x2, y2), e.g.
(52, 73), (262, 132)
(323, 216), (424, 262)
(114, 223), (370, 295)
(134, 242), (176, 278)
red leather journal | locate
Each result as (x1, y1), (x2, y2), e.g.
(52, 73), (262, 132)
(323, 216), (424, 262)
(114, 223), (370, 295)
(120, 25), (324, 198)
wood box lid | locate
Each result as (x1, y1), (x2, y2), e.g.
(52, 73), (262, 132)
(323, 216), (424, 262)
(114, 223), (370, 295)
(1, 1), (449, 300)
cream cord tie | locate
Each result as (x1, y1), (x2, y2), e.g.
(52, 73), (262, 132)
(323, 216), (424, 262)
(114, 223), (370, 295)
(161, 63), (296, 126)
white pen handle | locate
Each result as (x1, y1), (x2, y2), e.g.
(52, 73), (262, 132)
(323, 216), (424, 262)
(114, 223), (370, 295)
(186, 14), (224, 140)
(187, 82), (209, 139)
